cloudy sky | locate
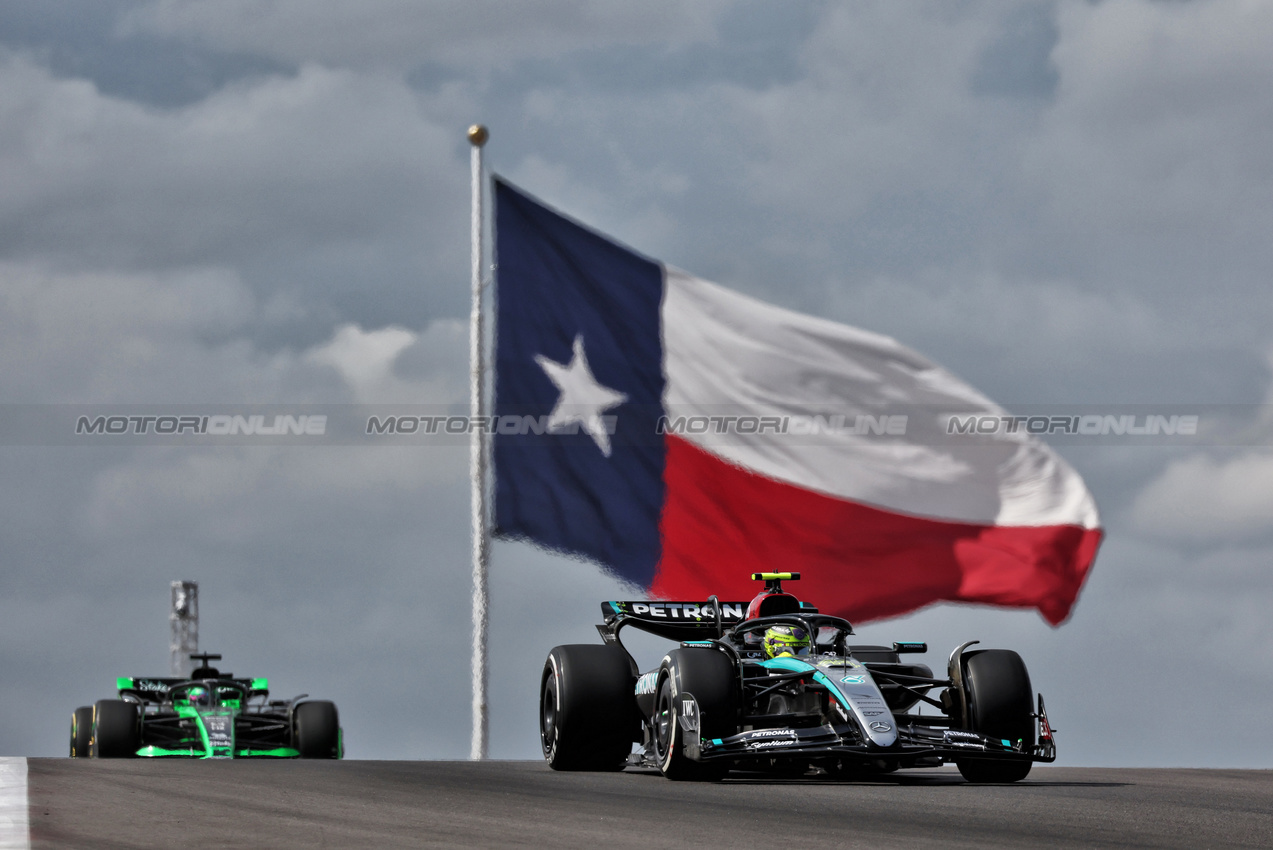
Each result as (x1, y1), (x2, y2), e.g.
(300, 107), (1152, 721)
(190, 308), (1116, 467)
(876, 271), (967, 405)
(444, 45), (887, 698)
(2, 0), (1272, 766)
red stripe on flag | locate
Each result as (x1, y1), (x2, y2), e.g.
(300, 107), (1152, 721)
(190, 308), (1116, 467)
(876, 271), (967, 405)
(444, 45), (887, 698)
(652, 435), (1102, 626)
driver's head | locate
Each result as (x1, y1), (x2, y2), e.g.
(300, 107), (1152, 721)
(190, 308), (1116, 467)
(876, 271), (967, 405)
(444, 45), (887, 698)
(187, 686), (210, 707)
(762, 624), (810, 659)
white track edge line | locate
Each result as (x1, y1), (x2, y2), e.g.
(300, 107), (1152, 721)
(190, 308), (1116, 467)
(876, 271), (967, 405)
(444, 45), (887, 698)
(0, 758), (30, 850)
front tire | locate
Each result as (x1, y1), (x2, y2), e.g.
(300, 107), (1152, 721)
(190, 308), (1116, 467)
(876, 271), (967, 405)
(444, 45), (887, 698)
(293, 701), (341, 758)
(90, 700), (140, 758)
(956, 649), (1035, 783)
(653, 648), (736, 781)
(70, 706), (93, 757)
(540, 644), (636, 771)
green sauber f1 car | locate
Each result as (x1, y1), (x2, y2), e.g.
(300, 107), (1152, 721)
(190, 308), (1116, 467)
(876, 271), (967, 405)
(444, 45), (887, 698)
(69, 653), (342, 759)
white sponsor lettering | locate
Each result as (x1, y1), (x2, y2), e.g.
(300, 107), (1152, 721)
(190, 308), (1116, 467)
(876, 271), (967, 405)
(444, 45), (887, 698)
(619, 601), (747, 620)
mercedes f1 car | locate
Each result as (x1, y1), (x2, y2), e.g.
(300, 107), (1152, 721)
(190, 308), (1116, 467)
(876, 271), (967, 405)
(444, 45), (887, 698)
(70, 653), (342, 759)
(540, 574), (1055, 782)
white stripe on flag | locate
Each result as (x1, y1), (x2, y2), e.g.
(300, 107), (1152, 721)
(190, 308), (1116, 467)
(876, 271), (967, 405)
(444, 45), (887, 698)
(661, 268), (1100, 528)
(0, 758), (29, 850)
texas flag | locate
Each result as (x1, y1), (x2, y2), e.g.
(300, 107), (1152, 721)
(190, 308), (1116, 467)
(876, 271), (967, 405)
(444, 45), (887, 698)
(493, 178), (1101, 626)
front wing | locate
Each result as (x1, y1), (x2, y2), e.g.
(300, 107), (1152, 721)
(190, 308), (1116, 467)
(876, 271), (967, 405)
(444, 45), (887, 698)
(677, 692), (1055, 768)
(136, 710), (299, 759)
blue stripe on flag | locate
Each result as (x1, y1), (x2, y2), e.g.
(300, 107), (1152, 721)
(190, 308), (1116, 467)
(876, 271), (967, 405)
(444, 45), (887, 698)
(492, 178), (666, 587)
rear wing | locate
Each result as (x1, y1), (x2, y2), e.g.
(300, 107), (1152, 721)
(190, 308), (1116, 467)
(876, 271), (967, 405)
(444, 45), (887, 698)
(599, 600), (749, 642)
(598, 599), (815, 642)
(116, 676), (268, 702)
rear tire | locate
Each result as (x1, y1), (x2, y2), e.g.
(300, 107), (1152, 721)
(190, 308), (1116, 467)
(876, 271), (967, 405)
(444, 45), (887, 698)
(293, 701), (340, 758)
(541, 645), (636, 771)
(70, 706), (93, 758)
(90, 700), (140, 758)
(956, 650), (1035, 783)
(653, 648), (736, 781)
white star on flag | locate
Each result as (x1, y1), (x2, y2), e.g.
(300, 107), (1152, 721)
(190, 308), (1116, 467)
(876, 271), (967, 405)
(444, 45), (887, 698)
(535, 335), (628, 457)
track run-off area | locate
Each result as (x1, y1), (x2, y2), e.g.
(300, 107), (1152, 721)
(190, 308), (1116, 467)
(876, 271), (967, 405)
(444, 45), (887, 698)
(4, 759), (1271, 848)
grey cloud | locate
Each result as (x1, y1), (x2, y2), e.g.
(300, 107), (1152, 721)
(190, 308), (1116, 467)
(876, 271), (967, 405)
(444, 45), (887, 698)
(121, 0), (733, 73)
(1024, 0), (1273, 291)
(1130, 450), (1273, 546)
(0, 59), (470, 338)
(0, 0), (291, 108)
(970, 1), (1060, 100)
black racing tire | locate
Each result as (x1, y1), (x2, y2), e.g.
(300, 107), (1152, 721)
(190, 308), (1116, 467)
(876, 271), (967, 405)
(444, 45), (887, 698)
(956, 649), (1035, 783)
(540, 644), (637, 771)
(90, 700), (140, 758)
(653, 648), (737, 781)
(70, 706), (93, 758)
(293, 701), (341, 758)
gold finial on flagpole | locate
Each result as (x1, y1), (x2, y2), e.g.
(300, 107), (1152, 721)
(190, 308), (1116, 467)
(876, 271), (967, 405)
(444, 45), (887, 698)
(467, 124), (488, 147)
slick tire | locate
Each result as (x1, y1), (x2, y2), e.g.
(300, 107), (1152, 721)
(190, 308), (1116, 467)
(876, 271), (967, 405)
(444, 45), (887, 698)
(70, 706), (93, 758)
(90, 700), (140, 758)
(541, 644), (637, 771)
(294, 701), (341, 758)
(956, 649), (1035, 783)
(654, 648), (737, 782)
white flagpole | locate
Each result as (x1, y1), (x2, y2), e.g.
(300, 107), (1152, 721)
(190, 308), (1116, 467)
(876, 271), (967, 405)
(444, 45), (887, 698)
(467, 124), (490, 760)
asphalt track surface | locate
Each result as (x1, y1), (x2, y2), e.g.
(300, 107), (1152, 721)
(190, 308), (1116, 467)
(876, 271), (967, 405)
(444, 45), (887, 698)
(23, 760), (1273, 848)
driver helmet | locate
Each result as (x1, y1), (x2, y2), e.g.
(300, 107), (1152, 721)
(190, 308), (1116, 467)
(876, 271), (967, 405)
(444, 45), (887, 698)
(762, 624), (810, 659)
(187, 686), (211, 707)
